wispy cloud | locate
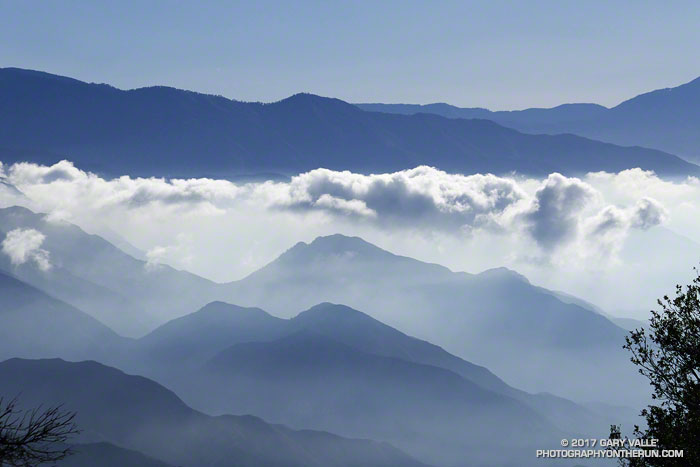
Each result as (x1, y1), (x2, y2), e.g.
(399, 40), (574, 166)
(1, 228), (52, 271)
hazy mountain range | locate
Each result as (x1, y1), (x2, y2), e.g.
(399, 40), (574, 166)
(138, 302), (619, 466)
(0, 204), (644, 465)
(358, 76), (700, 164)
(2, 62), (693, 467)
(0, 270), (601, 467)
(219, 234), (643, 404)
(0, 206), (645, 403)
(0, 358), (427, 467)
(0, 270), (124, 361)
(0, 206), (217, 336)
(1, 67), (698, 178)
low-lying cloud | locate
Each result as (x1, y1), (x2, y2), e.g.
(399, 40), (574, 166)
(268, 167), (528, 231)
(1, 228), (52, 271)
(0, 161), (675, 265)
(2, 160), (699, 314)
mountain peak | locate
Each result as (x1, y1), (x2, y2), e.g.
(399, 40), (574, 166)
(272, 93), (360, 114)
(194, 301), (270, 319)
(281, 234), (390, 261)
(477, 267), (530, 284)
(293, 302), (375, 324)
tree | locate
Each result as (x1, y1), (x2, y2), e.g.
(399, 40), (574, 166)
(0, 397), (79, 466)
(615, 268), (700, 466)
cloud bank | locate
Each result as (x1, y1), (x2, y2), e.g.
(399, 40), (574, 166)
(1, 228), (52, 271)
(2, 160), (699, 315)
(1, 161), (674, 264)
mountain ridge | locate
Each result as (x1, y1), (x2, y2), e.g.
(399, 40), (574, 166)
(357, 75), (700, 163)
(2, 67), (698, 177)
(0, 358), (428, 467)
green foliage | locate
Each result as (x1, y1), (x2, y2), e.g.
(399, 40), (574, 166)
(616, 268), (700, 466)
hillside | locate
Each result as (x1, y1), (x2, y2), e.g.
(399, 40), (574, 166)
(218, 234), (642, 404)
(359, 75), (700, 164)
(1, 68), (697, 177)
(0, 358), (426, 467)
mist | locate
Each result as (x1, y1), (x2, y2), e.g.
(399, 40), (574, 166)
(2, 160), (698, 319)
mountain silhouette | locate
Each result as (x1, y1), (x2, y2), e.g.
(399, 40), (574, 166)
(197, 329), (557, 467)
(220, 234), (642, 404)
(359, 75), (700, 164)
(0, 206), (217, 336)
(0, 271), (125, 361)
(1, 67), (697, 177)
(134, 301), (287, 372)
(61, 442), (175, 467)
(0, 279), (599, 466)
(0, 358), (427, 467)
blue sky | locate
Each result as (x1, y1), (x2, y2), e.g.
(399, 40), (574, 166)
(1, 0), (698, 109)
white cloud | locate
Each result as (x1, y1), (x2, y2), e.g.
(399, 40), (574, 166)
(145, 233), (194, 271)
(6, 160), (242, 216)
(1, 159), (698, 315)
(267, 166), (529, 231)
(629, 197), (667, 230)
(521, 173), (598, 251)
(1, 228), (52, 271)
(0, 161), (673, 266)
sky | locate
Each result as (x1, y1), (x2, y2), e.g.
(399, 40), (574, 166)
(1, 0), (698, 109)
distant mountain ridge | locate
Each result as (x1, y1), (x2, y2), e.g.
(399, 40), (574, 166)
(0, 270), (126, 362)
(358, 75), (700, 163)
(138, 301), (611, 440)
(0, 358), (428, 467)
(219, 234), (644, 405)
(0, 204), (646, 405)
(135, 301), (576, 467)
(0, 206), (218, 336)
(1, 67), (698, 177)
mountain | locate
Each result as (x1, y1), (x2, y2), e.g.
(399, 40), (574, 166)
(218, 234), (642, 405)
(0, 270), (125, 361)
(195, 330), (558, 467)
(133, 301), (288, 372)
(137, 302), (616, 461)
(60, 442), (175, 467)
(358, 76), (700, 164)
(0, 206), (218, 336)
(287, 303), (609, 432)
(357, 102), (609, 129)
(1, 67), (698, 177)
(136, 300), (528, 399)
(0, 358), (427, 467)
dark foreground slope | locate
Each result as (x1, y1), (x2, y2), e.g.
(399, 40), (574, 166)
(1, 67), (697, 177)
(60, 442), (175, 467)
(0, 358), (427, 467)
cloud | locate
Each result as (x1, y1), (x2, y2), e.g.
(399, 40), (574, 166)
(630, 198), (667, 230)
(0, 161), (676, 268)
(145, 233), (194, 271)
(0, 160), (695, 313)
(1, 228), (52, 271)
(6, 160), (241, 215)
(269, 166), (528, 231)
(521, 173), (598, 251)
